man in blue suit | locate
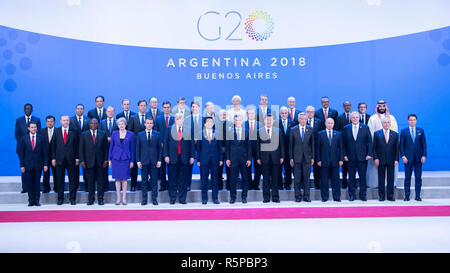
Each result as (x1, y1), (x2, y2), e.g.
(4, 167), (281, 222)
(373, 117), (399, 201)
(19, 121), (48, 206)
(245, 107), (262, 190)
(315, 96), (338, 131)
(316, 118), (344, 202)
(400, 114), (427, 201)
(279, 107), (295, 189)
(136, 118), (162, 205)
(155, 101), (175, 191)
(100, 106), (118, 192)
(87, 95), (107, 121)
(197, 117), (223, 204)
(148, 97), (163, 121)
(15, 103), (41, 193)
(116, 99), (136, 129)
(163, 113), (195, 204)
(342, 112), (372, 201)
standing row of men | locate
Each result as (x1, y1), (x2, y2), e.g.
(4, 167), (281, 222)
(15, 95), (427, 206)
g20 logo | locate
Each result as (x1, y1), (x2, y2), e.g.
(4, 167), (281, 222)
(197, 10), (274, 41)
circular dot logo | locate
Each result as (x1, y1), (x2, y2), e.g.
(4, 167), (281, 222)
(244, 11), (274, 41)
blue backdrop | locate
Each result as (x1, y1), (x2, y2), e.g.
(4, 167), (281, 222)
(1, 25), (449, 175)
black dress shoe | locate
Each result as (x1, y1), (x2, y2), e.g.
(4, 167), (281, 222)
(415, 196), (422, 201)
(152, 200), (158, 205)
(35, 202), (41, 206)
(379, 198), (385, 201)
(42, 190), (50, 193)
(141, 201), (147, 206)
(70, 201), (76, 205)
(303, 197), (311, 202)
(242, 199), (247, 204)
(273, 199), (280, 203)
(321, 199), (327, 202)
(387, 198), (395, 202)
(213, 200), (220, 204)
(202, 200), (207, 205)
(349, 196), (355, 202)
(159, 187), (167, 192)
(360, 197), (367, 201)
(263, 200), (270, 203)
(98, 201), (104, 205)
(21, 190), (27, 194)
(28, 203), (34, 207)
(180, 200), (187, 204)
(334, 199), (341, 202)
(404, 197), (410, 201)
(229, 198), (236, 204)
(87, 202), (93, 206)
(170, 200), (176, 205)
(295, 198), (301, 202)
(57, 200), (63, 205)
(253, 187), (260, 190)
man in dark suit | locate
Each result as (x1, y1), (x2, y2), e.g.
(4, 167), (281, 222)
(342, 112), (372, 201)
(306, 105), (323, 189)
(19, 121), (48, 206)
(154, 101), (175, 191)
(128, 99), (151, 191)
(185, 101), (202, 191)
(163, 113), (195, 204)
(315, 96), (338, 130)
(289, 112), (315, 202)
(256, 115), (284, 203)
(148, 97), (163, 121)
(15, 103), (41, 193)
(197, 117), (223, 204)
(172, 97), (191, 118)
(100, 106), (118, 192)
(70, 103), (90, 192)
(256, 94), (277, 126)
(136, 117), (162, 205)
(52, 115), (79, 205)
(400, 114), (427, 201)
(287, 97), (301, 126)
(116, 99), (136, 129)
(245, 107), (262, 190)
(40, 115), (56, 193)
(79, 119), (109, 205)
(87, 95), (107, 121)
(358, 102), (371, 125)
(373, 117), (399, 201)
(279, 107), (295, 190)
(316, 118), (344, 202)
(216, 110), (232, 190)
(226, 114), (252, 204)
(335, 101), (352, 189)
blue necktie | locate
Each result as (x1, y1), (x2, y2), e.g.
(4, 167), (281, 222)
(108, 119), (112, 133)
(78, 117), (82, 129)
(141, 115), (145, 129)
(328, 130), (332, 146)
(411, 128), (416, 143)
(301, 127), (305, 142)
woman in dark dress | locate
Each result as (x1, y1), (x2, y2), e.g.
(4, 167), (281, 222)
(109, 118), (135, 205)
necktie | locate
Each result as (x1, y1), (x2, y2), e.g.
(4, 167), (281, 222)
(78, 117), (82, 128)
(31, 135), (35, 151)
(284, 120), (287, 134)
(125, 112), (129, 120)
(324, 109), (328, 120)
(108, 119), (112, 132)
(384, 130), (389, 144)
(301, 127), (305, 142)
(141, 115), (145, 129)
(353, 125), (358, 141)
(208, 131), (212, 144)
(49, 129), (53, 142)
(99, 109), (102, 119)
(148, 131), (151, 142)
(290, 109), (294, 120)
(26, 117), (30, 125)
(267, 128), (271, 141)
(411, 128), (416, 142)
(328, 130), (332, 146)
(92, 131), (96, 144)
(309, 119), (313, 128)
(165, 116), (169, 128)
(177, 127), (182, 154)
(346, 113), (349, 123)
(250, 122), (254, 133)
(153, 110), (156, 120)
(63, 129), (67, 144)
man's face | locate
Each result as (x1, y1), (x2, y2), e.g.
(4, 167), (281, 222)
(351, 114), (359, 125)
(178, 100), (186, 110)
(325, 119), (334, 130)
(306, 109), (315, 119)
(247, 109), (256, 120)
(343, 102), (351, 113)
(122, 100), (130, 111)
(299, 115), (307, 126)
(106, 108), (114, 118)
(260, 96), (268, 106)
(60, 116), (70, 128)
(138, 102), (147, 113)
(162, 104), (171, 115)
(321, 98), (330, 109)
(175, 116), (184, 127)
(219, 110), (227, 121)
(382, 119), (391, 130)
(191, 104), (199, 115)
(28, 123), (37, 134)
(358, 104), (367, 114)
(287, 98), (296, 109)
(95, 97), (104, 108)
(377, 103), (386, 114)
(46, 118), (55, 129)
(24, 105), (32, 116)
(145, 119), (154, 130)
(150, 99), (158, 109)
(408, 116), (417, 128)
(234, 116), (243, 128)
(280, 109), (288, 120)
(265, 117), (273, 128)
(76, 105), (84, 116)
(89, 120), (99, 131)
(205, 119), (214, 130)
(206, 104), (215, 115)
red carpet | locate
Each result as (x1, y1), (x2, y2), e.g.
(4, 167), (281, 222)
(1, 206), (450, 223)
(0, 206), (450, 223)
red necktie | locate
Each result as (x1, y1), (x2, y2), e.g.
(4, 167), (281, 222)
(324, 109), (328, 120)
(63, 129), (67, 144)
(31, 135), (35, 151)
(177, 127), (182, 154)
(250, 122), (254, 133)
(290, 109), (294, 120)
(92, 132), (96, 144)
(165, 116), (169, 128)
(384, 130), (389, 144)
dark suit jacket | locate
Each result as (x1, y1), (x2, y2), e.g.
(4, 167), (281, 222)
(280, 119), (295, 157)
(359, 113), (371, 125)
(256, 127), (285, 165)
(342, 123), (372, 162)
(171, 107), (191, 118)
(100, 118), (118, 137)
(154, 115), (175, 144)
(186, 114), (203, 141)
(51, 126), (79, 165)
(316, 130), (344, 167)
(225, 128), (252, 162)
(336, 112), (351, 131)
(116, 111), (136, 130)
(256, 107), (276, 125)
(148, 108), (163, 121)
(372, 129), (399, 165)
(315, 108), (338, 129)
(40, 128), (55, 160)
(19, 133), (48, 170)
(307, 117), (322, 134)
(163, 125), (195, 165)
(70, 115), (90, 133)
(196, 130), (223, 165)
(287, 109), (301, 125)
(15, 115), (41, 154)
(400, 127), (427, 162)
(136, 130), (162, 166)
(289, 125), (315, 164)
(79, 130), (109, 168)
(87, 108), (107, 121)
(128, 113), (151, 135)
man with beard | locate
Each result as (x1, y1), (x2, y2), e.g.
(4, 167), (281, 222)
(367, 100), (398, 189)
